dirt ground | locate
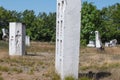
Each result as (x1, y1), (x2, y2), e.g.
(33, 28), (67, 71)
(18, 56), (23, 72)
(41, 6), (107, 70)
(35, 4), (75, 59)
(0, 41), (120, 80)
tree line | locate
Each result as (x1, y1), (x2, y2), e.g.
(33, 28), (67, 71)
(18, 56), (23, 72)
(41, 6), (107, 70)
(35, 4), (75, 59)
(0, 8), (56, 42)
(81, 2), (120, 45)
(0, 2), (120, 45)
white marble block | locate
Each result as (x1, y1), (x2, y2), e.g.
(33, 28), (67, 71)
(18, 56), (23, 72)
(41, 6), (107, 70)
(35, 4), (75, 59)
(105, 42), (110, 47)
(9, 22), (26, 56)
(87, 40), (95, 47)
(95, 31), (102, 48)
(25, 35), (30, 46)
(55, 0), (81, 79)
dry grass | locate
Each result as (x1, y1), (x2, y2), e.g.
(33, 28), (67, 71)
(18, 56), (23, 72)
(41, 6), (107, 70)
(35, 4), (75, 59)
(0, 41), (120, 80)
(80, 47), (120, 80)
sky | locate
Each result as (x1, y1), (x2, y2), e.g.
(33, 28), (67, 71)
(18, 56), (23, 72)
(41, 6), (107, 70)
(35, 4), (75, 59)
(0, 0), (120, 15)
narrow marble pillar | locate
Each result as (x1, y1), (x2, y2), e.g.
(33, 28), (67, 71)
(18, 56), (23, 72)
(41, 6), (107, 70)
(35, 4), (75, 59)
(2, 28), (7, 37)
(55, 0), (81, 79)
(95, 31), (102, 48)
(25, 35), (30, 46)
(9, 22), (25, 56)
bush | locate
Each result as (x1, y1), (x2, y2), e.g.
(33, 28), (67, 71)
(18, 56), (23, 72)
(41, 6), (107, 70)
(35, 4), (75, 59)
(80, 39), (87, 46)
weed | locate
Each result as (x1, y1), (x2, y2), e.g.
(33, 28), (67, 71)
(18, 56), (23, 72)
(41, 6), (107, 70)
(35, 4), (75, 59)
(64, 76), (75, 80)
(79, 77), (92, 80)
(80, 66), (90, 71)
(42, 65), (45, 69)
(0, 41), (8, 49)
(0, 66), (9, 72)
(0, 76), (4, 80)
(12, 68), (23, 73)
(52, 73), (61, 80)
(28, 68), (34, 75)
(109, 63), (120, 68)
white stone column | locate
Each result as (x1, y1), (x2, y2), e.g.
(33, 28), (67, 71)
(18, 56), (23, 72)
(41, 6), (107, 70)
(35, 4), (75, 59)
(95, 31), (102, 48)
(9, 22), (26, 56)
(2, 28), (7, 37)
(55, 0), (81, 79)
(25, 36), (30, 46)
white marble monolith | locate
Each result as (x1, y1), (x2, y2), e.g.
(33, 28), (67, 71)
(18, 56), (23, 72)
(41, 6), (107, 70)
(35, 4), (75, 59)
(95, 31), (102, 48)
(25, 36), (30, 46)
(55, 0), (81, 80)
(9, 22), (26, 56)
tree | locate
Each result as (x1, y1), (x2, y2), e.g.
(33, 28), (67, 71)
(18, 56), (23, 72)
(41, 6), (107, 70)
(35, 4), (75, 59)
(21, 10), (36, 40)
(100, 3), (120, 43)
(35, 12), (56, 41)
(81, 2), (101, 45)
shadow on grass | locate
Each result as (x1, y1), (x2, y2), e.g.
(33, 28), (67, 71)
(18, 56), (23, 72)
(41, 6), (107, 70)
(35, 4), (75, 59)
(25, 53), (41, 56)
(79, 71), (111, 80)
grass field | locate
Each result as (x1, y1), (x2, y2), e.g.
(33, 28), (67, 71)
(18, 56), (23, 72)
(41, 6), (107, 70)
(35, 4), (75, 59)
(0, 41), (120, 80)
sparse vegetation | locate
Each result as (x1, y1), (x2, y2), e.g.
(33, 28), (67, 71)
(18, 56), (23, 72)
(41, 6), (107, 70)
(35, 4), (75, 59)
(12, 68), (23, 73)
(64, 76), (75, 80)
(52, 73), (61, 80)
(28, 68), (34, 75)
(0, 76), (4, 80)
(0, 66), (9, 72)
(0, 41), (8, 49)
(0, 42), (120, 80)
(80, 77), (92, 80)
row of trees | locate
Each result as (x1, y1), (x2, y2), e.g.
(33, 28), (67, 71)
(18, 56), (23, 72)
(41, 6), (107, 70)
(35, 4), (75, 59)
(81, 2), (120, 45)
(0, 2), (120, 45)
(0, 7), (56, 41)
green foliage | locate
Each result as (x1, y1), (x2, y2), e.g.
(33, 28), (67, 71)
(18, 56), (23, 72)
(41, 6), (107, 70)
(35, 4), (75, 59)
(100, 3), (120, 43)
(81, 2), (101, 45)
(0, 2), (120, 43)
(80, 39), (87, 46)
(0, 7), (56, 42)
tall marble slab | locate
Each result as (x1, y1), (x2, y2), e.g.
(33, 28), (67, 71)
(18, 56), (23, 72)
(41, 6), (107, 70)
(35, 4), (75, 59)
(2, 28), (7, 38)
(9, 22), (25, 56)
(25, 35), (30, 46)
(55, 0), (81, 79)
(95, 31), (102, 48)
